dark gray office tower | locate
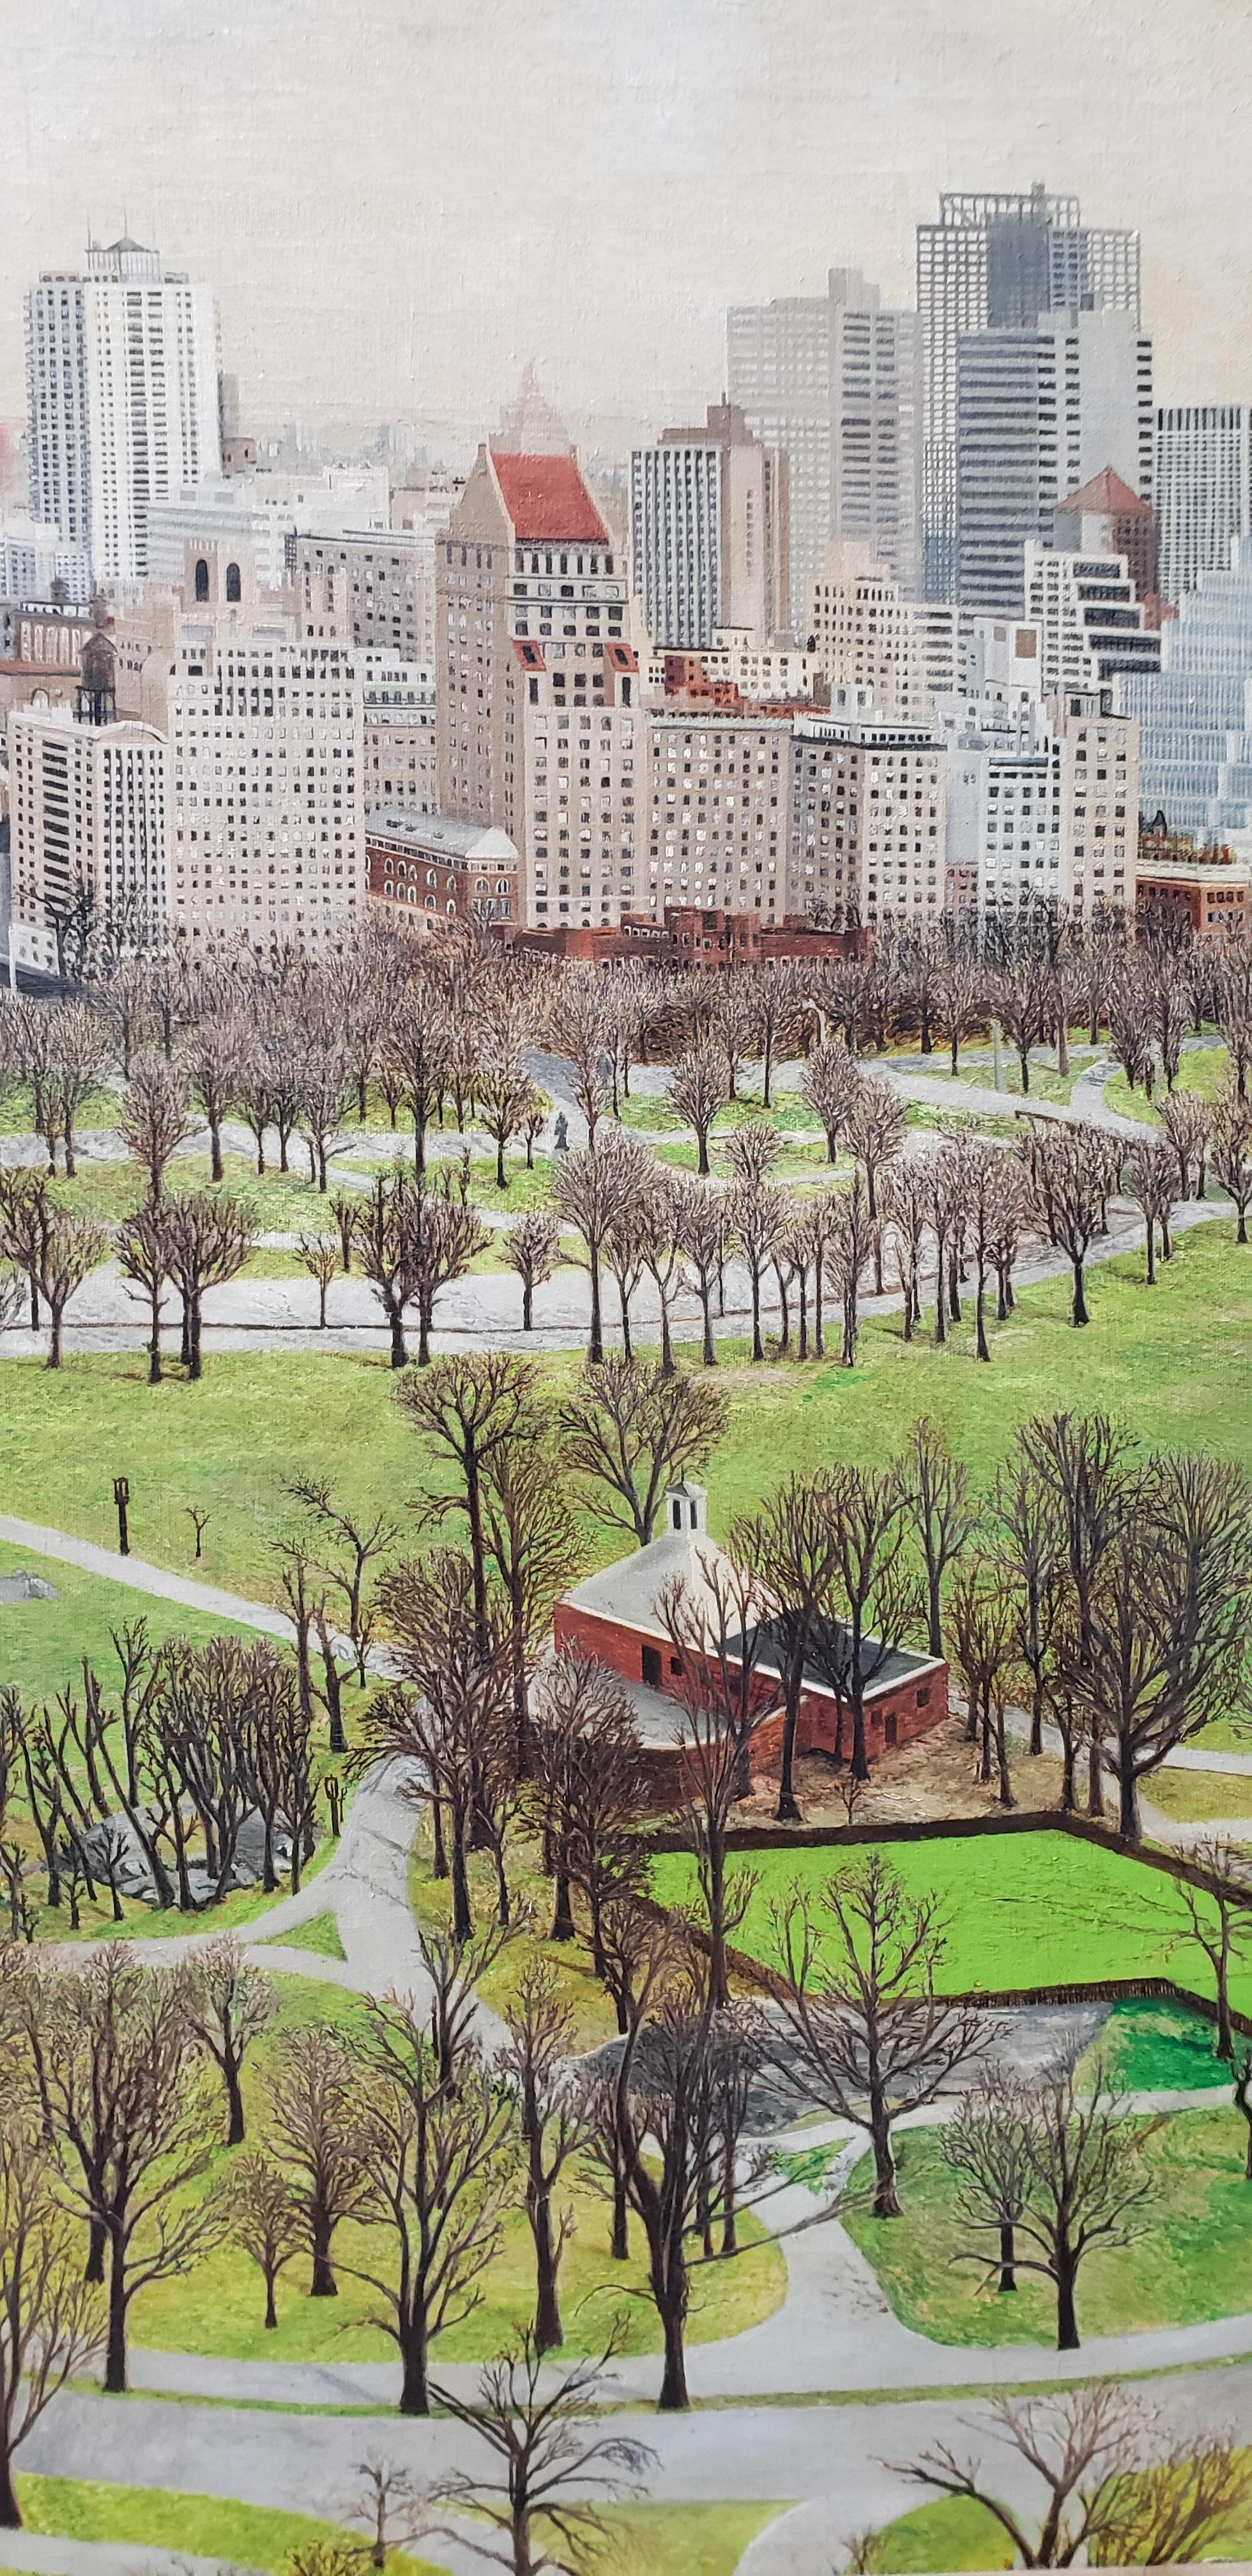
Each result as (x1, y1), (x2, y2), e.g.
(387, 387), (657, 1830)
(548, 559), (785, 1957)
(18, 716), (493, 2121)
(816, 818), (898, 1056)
(917, 184), (1140, 600)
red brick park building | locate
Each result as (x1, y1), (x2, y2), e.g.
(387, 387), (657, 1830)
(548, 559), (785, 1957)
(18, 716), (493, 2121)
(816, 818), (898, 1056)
(553, 1482), (949, 1806)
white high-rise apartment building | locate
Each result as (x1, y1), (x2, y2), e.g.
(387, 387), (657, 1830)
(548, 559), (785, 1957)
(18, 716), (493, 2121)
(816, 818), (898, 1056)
(1023, 540), (1160, 696)
(166, 542), (364, 956)
(728, 268), (921, 627)
(26, 238), (220, 583)
(360, 655), (436, 816)
(630, 406), (789, 651)
(1156, 406), (1252, 604)
(436, 445), (639, 927)
(939, 668), (1138, 919)
(6, 702), (168, 974)
(954, 309), (1153, 614)
(807, 543), (959, 718)
(790, 694), (947, 928)
(917, 186), (1140, 600)
(646, 707), (795, 917)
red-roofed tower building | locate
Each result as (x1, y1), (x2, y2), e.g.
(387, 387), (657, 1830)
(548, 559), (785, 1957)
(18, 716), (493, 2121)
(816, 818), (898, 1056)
(436, 443), (641, 929)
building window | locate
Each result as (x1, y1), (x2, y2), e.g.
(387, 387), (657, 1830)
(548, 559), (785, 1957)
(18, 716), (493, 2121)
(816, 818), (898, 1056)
(225, 562), (242, 603)
(194, 558), (210, 602)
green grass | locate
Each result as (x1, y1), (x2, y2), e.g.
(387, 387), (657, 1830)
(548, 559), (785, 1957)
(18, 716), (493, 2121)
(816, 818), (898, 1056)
(1105, 1041), (1232, 1126)
(872, 2494), (1013, 2572)
(649, 1825), (1252, 2022)
(1, 1219), (1249, 1606)
(0, 1537), (254, 1706)
(44, 1147), (362, 1232)
(0, 1080), (119, 1135)
(410, 1820), (623, 2050)
(13, 2471), (438, 2571)
(581, 2502), (793, 2576)
(286, 1906), (347, 1959)
(845, 2106), (1252, 2347)
(1147, 1765), (1252, 1823)
(1076, 1997), (1235, 2096)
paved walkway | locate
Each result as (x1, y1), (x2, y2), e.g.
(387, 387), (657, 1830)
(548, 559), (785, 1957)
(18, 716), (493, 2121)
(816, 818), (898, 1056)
(0, 2543), (261, 2576)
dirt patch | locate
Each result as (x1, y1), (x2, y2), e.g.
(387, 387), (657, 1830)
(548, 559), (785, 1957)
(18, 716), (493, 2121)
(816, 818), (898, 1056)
(734, 1708), (1067, 1831)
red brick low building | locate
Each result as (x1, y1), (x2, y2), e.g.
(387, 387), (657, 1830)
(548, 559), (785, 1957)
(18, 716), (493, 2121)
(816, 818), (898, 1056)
(367, 812), (519, 933)
(553, 1482), (948, 1807)
(494, 903), (866, 970)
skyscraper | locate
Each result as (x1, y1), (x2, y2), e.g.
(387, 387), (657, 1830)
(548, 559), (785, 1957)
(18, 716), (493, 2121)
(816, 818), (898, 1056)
(630, 404), (789, 650)
(727, 268), (920, 628)
(26, 237), (220, 583)
(1156, 406), (1252, 603)
(917, 185), (1141, 600)
(954, 309), (1153, 614)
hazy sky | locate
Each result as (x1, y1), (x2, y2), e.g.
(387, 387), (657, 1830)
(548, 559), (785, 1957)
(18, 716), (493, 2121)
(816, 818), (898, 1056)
(4, 0), (1251, 466)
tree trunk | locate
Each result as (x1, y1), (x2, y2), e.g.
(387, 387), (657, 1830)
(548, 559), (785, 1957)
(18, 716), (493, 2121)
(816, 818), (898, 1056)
(105, 2237), (128, 2392)
(868, 2102), (900, 2218)
(225, 2058), (245, 2147)
(975, 1276), (990, 1362)
(310, 2209), (338, 2297)
(774, 1688), (802, 1823)
(697, 1129), (710, 1177)
(389, 1306), (408, 1368)
(531, 2183), (563, 2352)
(1071, 1259), (1088, 1327)
(398, 2316), (430, 2415)
(549, 1864), (576, 1942)
(1117, 1763), (1139, 1845)
(588, 1254), (604, 1365)
(0, 2442), (22, 2527)
(657, 2293), (689, 2411)
(998, 2220), (1017, 2293)
(1055, 2260), (1080, 2350)
(450, 1827), (474, 1945)
(701, 1289), (715, 1367)
(264, 2271), (279, 2329)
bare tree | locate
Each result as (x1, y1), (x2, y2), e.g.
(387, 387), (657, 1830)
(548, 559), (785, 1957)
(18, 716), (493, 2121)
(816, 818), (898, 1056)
(502, 1211), (561, 1331)
(226, 2149), (304, 2329)
(672, 1175), (726, 1367)
(1021, 1125), (1104, 1328)
(34, 1205), (107, 1369)
(286, 1476), (398, 1687)
(949, 1559), (1018, 1805)
(670, 1045), (728, 1177)
(182, 1015), (245, 1184)
(116, 1200), (176, 1385)
(165, 1188), (256, 1378)
(1126, 1136), (1177, 1284)
(726, 1166), (789, 1363)
(498, 1962), (592, 2351)
(903, 1418), (977, 1659)
(267, 2020), (369, 2299)
(826, 1176), (878, 1368)
(1157, 1087), (1210, 1202)
(846, 1075), (906, 1217)
(939, 2068), (1034, 2294)
(659, 1551), (779, 2005)
(40, 1950), (225, 2392)
(349, 1993), (515, 2416)
(732, 1473), (840, 1823)
(800, 1040), (860, 1165)
(551, 1128), (653, 1363)
(478, 1061), (546, 1191)
(431, 2333), (654, 2576)
(1211, 1082), (1252, 1241)
(480, 1430), (583, 1777)
(0, 2113), (104, 2527)
(988, 2066), (1153, 2348)
(181, 1935), (277, 2145)
(118, 1051), (195, 1201)
(1161, 1837), (1252, 2064)
(365, 1549), (513, 1942)
(534, 1651), (646, 1955)
(557, 1353), (727, 1546)
(765, 1853), (986, 2216)
(936, 953), (984, 1077)
(545, 974), (613, 1143)
(898, 2381), (1251, 2569)
(397, 1349), (535, 1650)
(295, 1230), (338, 1326)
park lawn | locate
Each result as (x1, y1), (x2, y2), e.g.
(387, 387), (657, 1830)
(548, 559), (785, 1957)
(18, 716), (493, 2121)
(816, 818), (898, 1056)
(133, 2154), (785, 2368)
(1147, 1765), (1252, 1823)
(465, 1152), (554, 1211)
(1, 1217), (1250, 1602)
(1074, 1997), (1234, 2094)
(873, 2494), (1014, 2572)
(44, 1146), (359, 1232)
(577, 2501), (793, 2576)
(285, 1905), (347, 1959)
(0, 1537), (254, 1706)
(648, 1827), (1252, 2021)
(1105, 1041), (1232, 1126)
(844, 2105), (1252, 2347)
(13, 2472), (438, 2572)
(410, 1818), (623, 2050)
(0, 1080), (119, 1135)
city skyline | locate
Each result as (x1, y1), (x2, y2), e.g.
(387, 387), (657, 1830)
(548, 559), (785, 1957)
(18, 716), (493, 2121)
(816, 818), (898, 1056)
(4, 0), (1252, 463)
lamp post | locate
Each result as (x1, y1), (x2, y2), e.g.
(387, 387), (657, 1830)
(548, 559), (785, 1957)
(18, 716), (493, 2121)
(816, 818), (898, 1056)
(113, 1476), (130, 1557)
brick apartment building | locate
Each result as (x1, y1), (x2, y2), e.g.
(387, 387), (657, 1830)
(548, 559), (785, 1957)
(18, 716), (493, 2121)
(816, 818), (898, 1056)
(495, 901), (864, 970)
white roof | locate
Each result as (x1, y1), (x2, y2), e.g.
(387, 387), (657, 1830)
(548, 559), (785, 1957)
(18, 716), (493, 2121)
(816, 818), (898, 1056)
(563, 1522), (742, 1641)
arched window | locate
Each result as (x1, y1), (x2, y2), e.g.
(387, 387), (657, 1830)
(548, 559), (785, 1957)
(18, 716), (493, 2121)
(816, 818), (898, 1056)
(225, 562), (242, 603)
(194, 558), (210, 602)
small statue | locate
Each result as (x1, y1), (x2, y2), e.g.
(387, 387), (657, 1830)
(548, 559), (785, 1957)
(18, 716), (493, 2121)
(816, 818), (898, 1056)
(553, 1110), (570, 1156)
